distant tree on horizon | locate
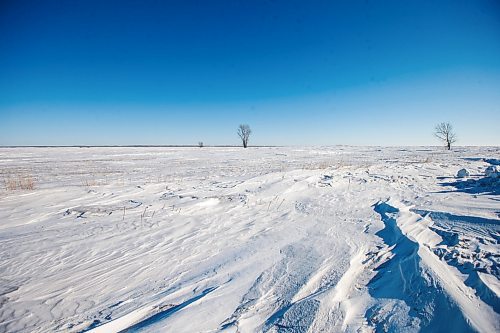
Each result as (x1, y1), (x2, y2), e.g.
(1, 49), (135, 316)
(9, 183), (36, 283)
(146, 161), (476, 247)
(237, 124), (252, 148)
(434, 122), (457, 150)
(198, 141), (203, 148)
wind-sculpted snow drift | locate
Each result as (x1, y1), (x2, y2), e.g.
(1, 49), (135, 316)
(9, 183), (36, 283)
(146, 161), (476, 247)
(0, 146), (498, 332)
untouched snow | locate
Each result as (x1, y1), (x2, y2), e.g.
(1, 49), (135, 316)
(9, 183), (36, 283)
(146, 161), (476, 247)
(0, 146), (499, 332)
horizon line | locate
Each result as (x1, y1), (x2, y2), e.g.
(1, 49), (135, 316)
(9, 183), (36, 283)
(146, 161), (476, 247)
(0, 145), (498, 149)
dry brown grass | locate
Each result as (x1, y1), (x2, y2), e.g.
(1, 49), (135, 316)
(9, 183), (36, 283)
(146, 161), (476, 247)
(81, 178), (98, 188)
(302, 161), (332, 170)
(4, 174), (36, 190)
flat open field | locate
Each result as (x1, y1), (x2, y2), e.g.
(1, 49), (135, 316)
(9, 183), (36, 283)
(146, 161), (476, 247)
(0, 146), (499, 332)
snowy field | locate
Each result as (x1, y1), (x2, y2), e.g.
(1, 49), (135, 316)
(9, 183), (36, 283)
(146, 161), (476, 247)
(0, 146), (499, 333)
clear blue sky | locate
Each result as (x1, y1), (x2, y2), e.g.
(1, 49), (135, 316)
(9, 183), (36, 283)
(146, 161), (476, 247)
(1, 0), (499, 146)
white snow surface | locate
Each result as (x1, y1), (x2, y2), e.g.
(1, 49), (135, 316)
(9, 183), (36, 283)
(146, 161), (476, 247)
(0, 146), (499, 333)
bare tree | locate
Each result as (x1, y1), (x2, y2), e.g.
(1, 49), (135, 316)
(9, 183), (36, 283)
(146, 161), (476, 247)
(237, 124), (252, 148)
(434, 122), (457, 150)
(198, 141), (203, 148)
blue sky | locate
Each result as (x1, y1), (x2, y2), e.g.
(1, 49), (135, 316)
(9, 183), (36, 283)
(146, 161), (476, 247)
(1, 0), (499, 146)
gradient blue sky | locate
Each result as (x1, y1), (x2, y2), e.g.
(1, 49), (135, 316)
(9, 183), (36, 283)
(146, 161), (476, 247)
(1, 0), (499, 146)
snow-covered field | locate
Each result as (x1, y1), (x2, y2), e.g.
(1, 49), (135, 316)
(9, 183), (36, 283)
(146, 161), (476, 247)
(0, 146), (499, 333)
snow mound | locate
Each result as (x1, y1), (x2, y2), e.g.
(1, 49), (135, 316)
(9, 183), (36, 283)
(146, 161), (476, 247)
(456, 168), (469, 178)
(485, 166), (499, 178)
(485, 159), (500, 166)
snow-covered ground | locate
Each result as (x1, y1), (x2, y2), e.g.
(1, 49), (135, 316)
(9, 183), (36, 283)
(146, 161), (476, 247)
(0, 146), (499, 333)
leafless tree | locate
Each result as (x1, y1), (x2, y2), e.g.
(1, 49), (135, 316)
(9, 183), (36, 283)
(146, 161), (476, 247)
(198, 141), (203, 148)
(434, 122), (457, 150)
(237, 124), (252, 148)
